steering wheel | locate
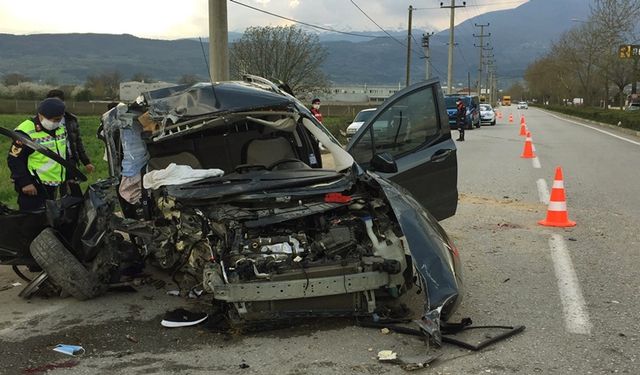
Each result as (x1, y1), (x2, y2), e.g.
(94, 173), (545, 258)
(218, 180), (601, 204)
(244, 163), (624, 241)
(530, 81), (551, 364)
(267, 158), (308, 171)
(234, 164), (267, 174)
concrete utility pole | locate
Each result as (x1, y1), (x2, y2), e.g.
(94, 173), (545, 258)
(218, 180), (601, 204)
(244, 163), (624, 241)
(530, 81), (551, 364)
(483, 50), (494, 99)
(208, 0), (229, 81)
(441, 1), (466, 94)
(406, 5), (414, 87)
(422, 32), (435, 80)
(473, 23), (490, 97)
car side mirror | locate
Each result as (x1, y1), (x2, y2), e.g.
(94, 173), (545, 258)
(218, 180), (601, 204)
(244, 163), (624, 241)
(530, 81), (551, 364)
(369, 152), (398, 173)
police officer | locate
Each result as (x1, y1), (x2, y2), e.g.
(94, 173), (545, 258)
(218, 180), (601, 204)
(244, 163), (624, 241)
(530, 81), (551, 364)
(455, 98), (466, 141)
(7, 98), (68, 211)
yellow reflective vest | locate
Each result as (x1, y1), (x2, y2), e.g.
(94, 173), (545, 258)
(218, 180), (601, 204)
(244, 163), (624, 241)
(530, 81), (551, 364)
(14, 120), (67, 186)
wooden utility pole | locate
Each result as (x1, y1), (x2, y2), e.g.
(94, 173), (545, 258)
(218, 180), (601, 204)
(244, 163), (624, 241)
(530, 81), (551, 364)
(208, 0), (229, 81)
(406, 5), (414, 87)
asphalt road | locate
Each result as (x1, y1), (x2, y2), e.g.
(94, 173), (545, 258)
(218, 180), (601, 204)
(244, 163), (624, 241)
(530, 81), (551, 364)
(0, 107), (639, 374)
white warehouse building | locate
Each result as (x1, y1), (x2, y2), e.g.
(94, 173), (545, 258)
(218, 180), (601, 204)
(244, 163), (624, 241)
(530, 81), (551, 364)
(119, 81), (177, 102)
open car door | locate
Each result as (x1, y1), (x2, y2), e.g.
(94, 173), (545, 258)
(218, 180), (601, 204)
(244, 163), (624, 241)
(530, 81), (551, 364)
(346, 79), (458, 221)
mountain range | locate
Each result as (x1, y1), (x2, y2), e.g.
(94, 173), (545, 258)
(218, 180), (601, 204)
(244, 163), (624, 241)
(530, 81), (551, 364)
(0, 0), (590, 88)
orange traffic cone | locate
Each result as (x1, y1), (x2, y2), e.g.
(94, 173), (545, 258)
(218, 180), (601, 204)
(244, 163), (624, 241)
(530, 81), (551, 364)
(498, 112), (503, 119)
(539, 167), (576, 227)
(519, 122), (527, 136)
(520, 131), (536, 158)
(520, 115), (526, 125)
(509, 114), (513, 123)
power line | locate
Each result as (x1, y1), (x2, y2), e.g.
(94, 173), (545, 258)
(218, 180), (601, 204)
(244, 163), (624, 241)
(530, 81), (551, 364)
(229, 0), (380, 38)
(413, 0), (525, 10)
(349, 0), (407, 48)
(430, 61), (445, 77)
(455, 44), (471, 70)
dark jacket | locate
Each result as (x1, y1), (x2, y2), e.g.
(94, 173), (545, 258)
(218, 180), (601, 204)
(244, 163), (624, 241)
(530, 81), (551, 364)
(64, 111), (91, 166)
(456, 102), (466, 125)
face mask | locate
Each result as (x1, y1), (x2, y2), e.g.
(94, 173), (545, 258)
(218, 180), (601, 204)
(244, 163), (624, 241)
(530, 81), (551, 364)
(312, 104), (320, 110)
(41, 118), (61, 130)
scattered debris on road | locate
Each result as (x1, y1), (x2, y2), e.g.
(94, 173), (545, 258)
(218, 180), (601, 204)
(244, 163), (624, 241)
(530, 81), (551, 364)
(52, 344), (85, 356)
(125, 334), (139, 343)
(0, 282), (21, 291)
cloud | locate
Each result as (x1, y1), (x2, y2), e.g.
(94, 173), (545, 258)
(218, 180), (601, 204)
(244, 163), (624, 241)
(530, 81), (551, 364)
(0, 0), (528, 39)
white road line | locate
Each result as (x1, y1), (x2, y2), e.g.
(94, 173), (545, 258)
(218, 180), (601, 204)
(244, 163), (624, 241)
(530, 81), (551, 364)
(532, 157), (541, 169)
(548, 234), (592, 335)
(536, 178), (549, 204)
(544, 110), (640, 146)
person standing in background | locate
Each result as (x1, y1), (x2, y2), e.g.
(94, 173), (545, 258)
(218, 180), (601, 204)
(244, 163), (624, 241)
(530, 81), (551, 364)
(46, 89), (94, 174)
(310, 98), (323, 123)
(455, 98), (466, 142)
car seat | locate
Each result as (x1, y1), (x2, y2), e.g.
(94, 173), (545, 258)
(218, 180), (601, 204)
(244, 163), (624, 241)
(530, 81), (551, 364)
(147, 152), (202, 171)
(241, 136), (297, 166)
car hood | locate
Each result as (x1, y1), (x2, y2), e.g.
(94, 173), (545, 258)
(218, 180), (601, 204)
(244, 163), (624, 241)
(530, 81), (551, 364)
(346, 121), (364, 131)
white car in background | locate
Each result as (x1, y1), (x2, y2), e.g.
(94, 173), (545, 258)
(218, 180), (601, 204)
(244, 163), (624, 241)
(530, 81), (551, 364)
(479, 103), (496, 126)
(516, 101), (529, 109)
(345, 108), (376, 140)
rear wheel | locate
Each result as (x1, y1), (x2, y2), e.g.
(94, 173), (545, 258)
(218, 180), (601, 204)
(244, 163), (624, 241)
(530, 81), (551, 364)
(29, 228), (105, 300)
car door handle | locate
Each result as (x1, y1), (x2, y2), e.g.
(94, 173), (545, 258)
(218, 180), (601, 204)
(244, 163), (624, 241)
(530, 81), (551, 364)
(430, 149), (453, 163)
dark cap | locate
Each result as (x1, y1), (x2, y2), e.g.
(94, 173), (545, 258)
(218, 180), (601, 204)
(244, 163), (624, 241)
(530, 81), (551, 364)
(312, 98), (321, 104)
(46, 89), (65, 101)
(37, 98), (66, 119)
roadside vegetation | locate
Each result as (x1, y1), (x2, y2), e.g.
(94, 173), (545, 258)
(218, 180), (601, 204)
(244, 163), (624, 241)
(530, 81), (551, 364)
(536, 104), (640, 131)
(521, 0), (640, 109)
(0, 114), (350, 208)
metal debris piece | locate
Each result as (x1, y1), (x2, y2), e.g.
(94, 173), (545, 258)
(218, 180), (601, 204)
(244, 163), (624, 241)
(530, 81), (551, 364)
(125, 334), (139, 343)
(377, 350), (397, 361)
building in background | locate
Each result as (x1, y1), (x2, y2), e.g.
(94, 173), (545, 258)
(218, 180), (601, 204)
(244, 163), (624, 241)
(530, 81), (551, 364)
(119, 81), (176, 101)
(321, 83), (404, 103)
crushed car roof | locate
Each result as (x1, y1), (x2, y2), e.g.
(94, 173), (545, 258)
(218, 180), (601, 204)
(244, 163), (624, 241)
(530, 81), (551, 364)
(144, 81), (295, 118)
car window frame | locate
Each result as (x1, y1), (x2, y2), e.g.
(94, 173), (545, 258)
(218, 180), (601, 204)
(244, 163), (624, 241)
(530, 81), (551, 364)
(347, 81), (443, 166)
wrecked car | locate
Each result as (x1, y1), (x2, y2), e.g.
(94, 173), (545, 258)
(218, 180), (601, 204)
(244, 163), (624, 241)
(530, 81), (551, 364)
(0, 75), (462, 331)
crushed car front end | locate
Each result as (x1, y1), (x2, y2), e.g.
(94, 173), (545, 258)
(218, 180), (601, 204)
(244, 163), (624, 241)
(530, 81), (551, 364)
(100, 78), (462, 331)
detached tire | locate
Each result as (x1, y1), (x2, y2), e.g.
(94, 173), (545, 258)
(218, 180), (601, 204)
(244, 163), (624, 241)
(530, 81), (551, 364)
(30, 228), (103, 300)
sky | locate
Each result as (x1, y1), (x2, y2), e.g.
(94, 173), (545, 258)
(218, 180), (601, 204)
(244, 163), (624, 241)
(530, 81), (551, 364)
(0, 0), (528, 40)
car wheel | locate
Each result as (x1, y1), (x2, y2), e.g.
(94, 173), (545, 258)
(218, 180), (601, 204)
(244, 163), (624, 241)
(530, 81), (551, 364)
(29, 228), (105, 300)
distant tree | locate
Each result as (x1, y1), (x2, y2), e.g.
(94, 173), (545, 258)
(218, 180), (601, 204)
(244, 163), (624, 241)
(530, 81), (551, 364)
(590, 0), (640, 107)
(130, 72), (154, 83)
(74, 88), (93, 102)
(230, 25), (329, 94)
(505, 82), (526, 101)
(2, 73), (31, 86)
(44, 76), (59, 86)
(177, 74), (201, 85)
(85, 70), (121, 100)
(14, 86), (38, 100)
